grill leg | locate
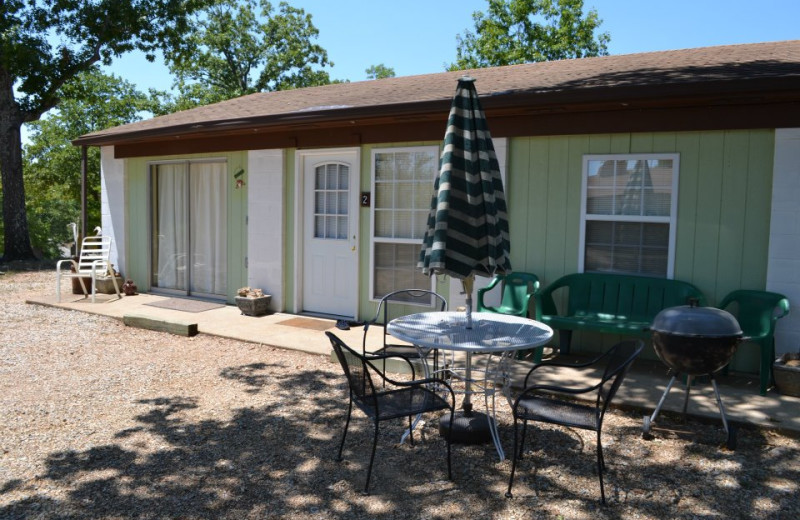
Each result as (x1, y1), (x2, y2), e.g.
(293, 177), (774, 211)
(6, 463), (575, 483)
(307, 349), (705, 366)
(643, 373), (679, 435)
(711, 376), (738, 450)
(682, 375), (694, 416)
(710, 376), (729, 434)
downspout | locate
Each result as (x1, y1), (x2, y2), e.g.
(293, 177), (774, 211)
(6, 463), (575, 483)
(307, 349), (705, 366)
(81, 145), (88, 238)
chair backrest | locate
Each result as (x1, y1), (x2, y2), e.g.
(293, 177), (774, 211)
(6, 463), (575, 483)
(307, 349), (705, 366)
(327, 332), (377, 406)
(76, 236), (113, 275)
(375, 289), (447, 350)
(597, 340), (644, 416)
(499, 272), (539, 313)
(539, 273), (706, 321)
(719, 290), (790, 339)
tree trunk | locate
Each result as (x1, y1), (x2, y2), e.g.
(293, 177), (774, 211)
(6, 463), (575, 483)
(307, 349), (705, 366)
(0, 71), (36, 261)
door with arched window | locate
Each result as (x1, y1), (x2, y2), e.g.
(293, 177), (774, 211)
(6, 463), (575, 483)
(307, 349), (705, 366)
(301, 151), (359, 317)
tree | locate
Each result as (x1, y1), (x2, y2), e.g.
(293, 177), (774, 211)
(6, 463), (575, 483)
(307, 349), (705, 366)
(0, 0), (210, 261)
(365, 64), (396, 80)
(158, 0), (333, 113)
(22, 68), (153, 258)
(449, 0), (610, 70)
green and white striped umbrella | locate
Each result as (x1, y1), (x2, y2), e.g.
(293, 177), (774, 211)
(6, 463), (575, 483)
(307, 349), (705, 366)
(419, 77), (511, 324)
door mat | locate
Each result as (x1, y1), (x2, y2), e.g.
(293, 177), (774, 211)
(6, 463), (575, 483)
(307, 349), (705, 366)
(144, 298), (225, 313)
(277, 317), (335, 331)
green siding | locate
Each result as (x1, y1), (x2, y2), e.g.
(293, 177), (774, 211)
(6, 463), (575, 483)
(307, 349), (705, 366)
(119, 129), (775, 375)
(124, 151), (248, 303)
(507, 130), (775, 369)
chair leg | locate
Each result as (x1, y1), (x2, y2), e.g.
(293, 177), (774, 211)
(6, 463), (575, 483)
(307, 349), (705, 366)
(336, 398), (353, 462)
(596, 430), (606, 505)
(597, 429), (606, 472)
(560, 330), (572, 355)
(363, 418), (380, 495)
(519, 418), (529, 460)
(408, 415), (415, 445)
(446, 407), (454, 480)
(506, 417), (521, 498)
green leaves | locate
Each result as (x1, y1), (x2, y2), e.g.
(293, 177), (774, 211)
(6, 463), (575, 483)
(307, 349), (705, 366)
(450, 0), (610, 70)
(22, 68), (152, 257)
(1, 0), (212, 259)
(160, 0), (333, 111)
(365, 64), (396, 80)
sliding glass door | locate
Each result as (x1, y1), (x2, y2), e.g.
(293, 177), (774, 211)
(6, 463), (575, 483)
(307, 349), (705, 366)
(150, 160), (227, 299)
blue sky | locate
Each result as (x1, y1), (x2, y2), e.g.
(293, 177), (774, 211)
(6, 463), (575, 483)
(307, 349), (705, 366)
(106, 0), (799, 90)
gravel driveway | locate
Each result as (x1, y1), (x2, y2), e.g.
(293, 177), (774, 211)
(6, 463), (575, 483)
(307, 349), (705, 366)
(2, 266), (799, 519)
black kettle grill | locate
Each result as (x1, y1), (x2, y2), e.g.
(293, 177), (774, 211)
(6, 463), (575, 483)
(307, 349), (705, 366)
(643, 299), (745, 449)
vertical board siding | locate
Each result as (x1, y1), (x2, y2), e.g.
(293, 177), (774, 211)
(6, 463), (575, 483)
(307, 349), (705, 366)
(716, 132), (750, 296)
(543, 138), (571, 282)
(741, 131), (774, 290)
(507, 130), (775, 370)
(673, 133), (701, 278)
(692, 133), (726, 297)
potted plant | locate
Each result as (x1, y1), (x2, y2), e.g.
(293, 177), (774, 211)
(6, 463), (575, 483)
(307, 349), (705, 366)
(235, 287), (272, 316)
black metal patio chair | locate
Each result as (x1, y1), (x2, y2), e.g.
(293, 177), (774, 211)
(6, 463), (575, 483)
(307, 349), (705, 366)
(363, 289), (447, 380)
(505, 340), (644, 504)
(327, 331), (456, 495)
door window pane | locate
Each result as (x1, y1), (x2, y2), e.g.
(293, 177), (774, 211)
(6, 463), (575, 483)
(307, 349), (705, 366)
(314, 163), (350, 239)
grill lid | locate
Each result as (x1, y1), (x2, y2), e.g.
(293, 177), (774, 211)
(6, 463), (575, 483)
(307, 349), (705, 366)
(651, 300), (742, 337)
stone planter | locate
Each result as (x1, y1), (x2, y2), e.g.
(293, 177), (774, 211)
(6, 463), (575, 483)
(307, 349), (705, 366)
(95, 276), (124, 294)
(235, 295), (272, 316)
(774, 353), (800, 397)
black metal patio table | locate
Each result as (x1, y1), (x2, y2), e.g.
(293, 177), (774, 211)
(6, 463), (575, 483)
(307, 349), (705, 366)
(387, 311), (553, 460)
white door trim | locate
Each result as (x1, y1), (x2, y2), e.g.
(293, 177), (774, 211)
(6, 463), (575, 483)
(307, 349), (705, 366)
(293, 148), (361, 317)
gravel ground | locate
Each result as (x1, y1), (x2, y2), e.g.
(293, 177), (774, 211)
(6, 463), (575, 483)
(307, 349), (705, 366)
(2, 265), (800, 519)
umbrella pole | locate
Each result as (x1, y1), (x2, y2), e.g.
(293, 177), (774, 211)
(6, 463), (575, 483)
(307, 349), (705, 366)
(462, 276), (474, 329)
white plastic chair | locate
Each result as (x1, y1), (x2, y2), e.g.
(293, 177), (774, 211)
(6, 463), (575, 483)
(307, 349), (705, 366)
(56, 236), (120, 303)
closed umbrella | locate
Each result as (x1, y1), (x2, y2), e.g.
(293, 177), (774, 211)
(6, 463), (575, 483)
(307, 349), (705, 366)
(419, 76), (511, 328)
(418, 76), (512, 443)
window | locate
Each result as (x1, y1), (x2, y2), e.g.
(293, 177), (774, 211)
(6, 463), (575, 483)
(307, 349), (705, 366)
(313, 163), (349, 239)
(580, 154), (679, 277)
(370, 147), (439, 301)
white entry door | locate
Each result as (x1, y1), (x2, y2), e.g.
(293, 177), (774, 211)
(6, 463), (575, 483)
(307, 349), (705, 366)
(302, 151), (359, 317)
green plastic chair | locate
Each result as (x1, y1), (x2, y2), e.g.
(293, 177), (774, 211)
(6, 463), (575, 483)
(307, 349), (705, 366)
(718, 289), (790, 395)
(477, 272), (539, 318)
(477, 272), (541, 360)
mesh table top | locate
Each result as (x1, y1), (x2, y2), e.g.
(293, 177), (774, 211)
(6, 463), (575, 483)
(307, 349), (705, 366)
(387, 311), (553, 353)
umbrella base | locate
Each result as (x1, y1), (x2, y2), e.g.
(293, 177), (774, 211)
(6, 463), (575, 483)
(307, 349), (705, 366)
(439, 410), (493, 445)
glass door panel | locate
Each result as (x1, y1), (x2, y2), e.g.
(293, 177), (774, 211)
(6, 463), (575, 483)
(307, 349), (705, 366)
(151, 163), (188, 291)
(150, 161), (227, 298)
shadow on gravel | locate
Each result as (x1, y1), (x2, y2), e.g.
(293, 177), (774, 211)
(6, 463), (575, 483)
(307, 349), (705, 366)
(2, 362), (800, 519)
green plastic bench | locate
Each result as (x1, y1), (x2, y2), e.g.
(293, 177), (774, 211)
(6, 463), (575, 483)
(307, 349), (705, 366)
(535, 272), (706, 354)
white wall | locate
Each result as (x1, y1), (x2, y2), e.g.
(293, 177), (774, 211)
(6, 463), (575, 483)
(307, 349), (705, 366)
(100, 146), (126, 276)
(768, 129), (800, 354)
(448, 137), (508, 310)
(247, 149), (285, 311)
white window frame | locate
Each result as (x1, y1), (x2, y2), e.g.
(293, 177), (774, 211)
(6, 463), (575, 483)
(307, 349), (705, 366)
(369, 146), (439, 304)
(579, 153), (680, 278)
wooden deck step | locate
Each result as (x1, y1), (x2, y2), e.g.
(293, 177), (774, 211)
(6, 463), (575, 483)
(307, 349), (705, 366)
(123, 313), (198, 337)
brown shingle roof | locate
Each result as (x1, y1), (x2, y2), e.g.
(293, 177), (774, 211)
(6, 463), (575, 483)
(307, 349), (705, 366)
(75, 40), (800, 146)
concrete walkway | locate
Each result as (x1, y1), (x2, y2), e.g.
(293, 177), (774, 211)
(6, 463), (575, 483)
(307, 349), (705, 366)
(28, 291), (800, 438)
